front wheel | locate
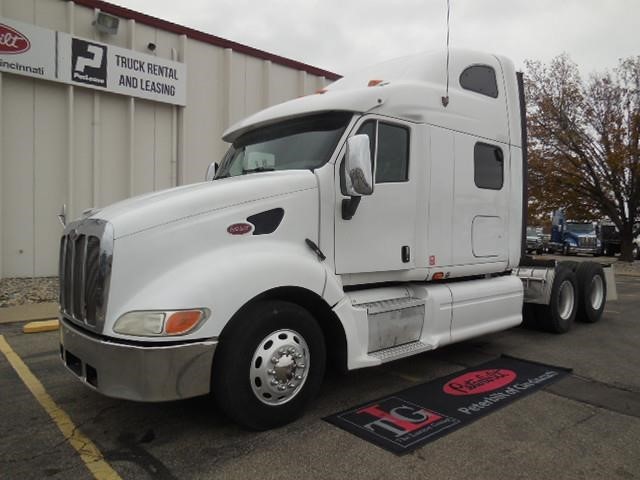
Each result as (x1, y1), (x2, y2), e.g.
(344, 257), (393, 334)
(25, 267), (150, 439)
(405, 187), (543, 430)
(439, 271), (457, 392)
(212, 300), (326, 430)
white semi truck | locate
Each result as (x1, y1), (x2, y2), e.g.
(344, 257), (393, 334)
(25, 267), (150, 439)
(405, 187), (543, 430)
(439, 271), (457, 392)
(59, 50), (612, 430)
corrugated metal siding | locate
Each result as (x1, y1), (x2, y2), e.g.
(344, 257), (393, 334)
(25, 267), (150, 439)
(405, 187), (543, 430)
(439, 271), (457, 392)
(0, 0), (334, 277)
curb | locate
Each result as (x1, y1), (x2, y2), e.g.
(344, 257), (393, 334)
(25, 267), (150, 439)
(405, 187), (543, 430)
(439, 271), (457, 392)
(0, 303), (59, 325)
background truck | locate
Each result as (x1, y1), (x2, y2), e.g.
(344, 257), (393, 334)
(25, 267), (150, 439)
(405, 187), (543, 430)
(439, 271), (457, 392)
(58, 49), (614, 430)
(597, 222), (621, 257)
(548, 209), (600, 255)
(526, 226), (544, 254)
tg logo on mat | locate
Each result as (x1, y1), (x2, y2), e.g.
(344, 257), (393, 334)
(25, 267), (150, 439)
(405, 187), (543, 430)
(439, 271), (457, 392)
(341, 397), (459, 448)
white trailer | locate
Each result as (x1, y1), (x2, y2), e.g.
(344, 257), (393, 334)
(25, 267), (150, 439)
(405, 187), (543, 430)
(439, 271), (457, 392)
(58, 50), (612, 429)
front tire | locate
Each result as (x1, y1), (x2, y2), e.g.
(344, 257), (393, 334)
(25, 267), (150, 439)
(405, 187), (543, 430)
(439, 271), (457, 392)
(212, 300), (326, 430)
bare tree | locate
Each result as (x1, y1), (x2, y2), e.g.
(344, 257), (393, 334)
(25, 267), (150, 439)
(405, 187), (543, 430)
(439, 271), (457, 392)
(525, 54), (640, 260)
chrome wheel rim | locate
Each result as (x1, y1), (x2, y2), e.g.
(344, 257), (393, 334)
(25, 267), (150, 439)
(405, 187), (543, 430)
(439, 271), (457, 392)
(590, 275), (604, 310)
(250, 329), (309, 406)
(558, 280), (575, 320)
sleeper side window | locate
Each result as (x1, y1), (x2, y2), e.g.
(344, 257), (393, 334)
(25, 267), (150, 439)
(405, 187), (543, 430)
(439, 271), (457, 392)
(355, 120), (410, 183)
(474, 142), (503, 190)
(460, 65), (499, 98)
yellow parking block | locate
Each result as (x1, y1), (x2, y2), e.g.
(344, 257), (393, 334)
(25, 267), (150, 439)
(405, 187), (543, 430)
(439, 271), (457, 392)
(23, 319), (60, 334)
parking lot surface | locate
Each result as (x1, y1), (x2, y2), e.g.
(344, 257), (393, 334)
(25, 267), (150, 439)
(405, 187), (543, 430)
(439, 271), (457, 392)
(1, 274), (639, 480)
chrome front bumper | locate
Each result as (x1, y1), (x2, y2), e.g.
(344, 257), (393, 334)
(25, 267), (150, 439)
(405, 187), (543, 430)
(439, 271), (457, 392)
(569, 246), (599, 254)
(59, 318), (217, 402)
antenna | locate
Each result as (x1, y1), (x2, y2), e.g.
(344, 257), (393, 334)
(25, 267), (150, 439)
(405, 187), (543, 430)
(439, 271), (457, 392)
(441, 0), (451, 107)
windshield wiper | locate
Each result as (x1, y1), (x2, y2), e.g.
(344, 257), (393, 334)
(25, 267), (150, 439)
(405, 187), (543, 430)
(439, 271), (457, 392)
(242, 167), (275, 174)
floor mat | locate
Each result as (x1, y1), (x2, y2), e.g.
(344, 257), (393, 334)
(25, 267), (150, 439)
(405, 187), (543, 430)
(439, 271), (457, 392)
(324, 355), (571, 455)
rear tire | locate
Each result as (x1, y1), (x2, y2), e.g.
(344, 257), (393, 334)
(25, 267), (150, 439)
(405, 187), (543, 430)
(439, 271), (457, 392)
(558, 260), (578, 272)
(522, 304), (539, 329)
(575, 262), (606, 323)
(535, 266), (578, 333)
(212, 300), (326, 430)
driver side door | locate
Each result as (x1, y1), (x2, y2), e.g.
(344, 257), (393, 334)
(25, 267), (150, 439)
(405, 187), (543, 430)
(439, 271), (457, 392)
(334, 116), (418, 276)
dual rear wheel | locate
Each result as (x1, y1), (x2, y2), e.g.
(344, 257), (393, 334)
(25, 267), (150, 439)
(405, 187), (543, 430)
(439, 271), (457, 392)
(524, 262), (606, 333)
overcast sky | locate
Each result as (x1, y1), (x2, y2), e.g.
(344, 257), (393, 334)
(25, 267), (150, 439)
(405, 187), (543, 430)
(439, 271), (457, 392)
(114, 0), (638, 78)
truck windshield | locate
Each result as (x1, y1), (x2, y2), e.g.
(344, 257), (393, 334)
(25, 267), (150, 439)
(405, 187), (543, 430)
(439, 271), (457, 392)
(216, 111), (352, 178)
(566, 223), (594, 234)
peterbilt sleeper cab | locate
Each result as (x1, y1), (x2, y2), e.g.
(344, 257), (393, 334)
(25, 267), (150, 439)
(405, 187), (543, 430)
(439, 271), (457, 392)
(59, 49), (611, 430)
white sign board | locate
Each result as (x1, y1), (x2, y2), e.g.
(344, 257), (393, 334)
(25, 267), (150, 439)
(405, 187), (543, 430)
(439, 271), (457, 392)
(58, 33), (186, 106)
(0, 17), (56, 81)
(0, 16), (186, 106)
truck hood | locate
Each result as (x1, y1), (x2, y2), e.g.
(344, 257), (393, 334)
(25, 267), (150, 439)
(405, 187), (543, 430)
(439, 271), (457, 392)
(92, 170), (318, 239)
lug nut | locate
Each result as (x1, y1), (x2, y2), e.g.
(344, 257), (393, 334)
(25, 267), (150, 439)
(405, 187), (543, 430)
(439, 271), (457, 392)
(267, 369), (276, 375)
(277, 385), (287, 391)
(270, 379), (279, 386)
(271, 357), (278, 364)
(288, 382), (296, 388)
(295, 375), (303, 380)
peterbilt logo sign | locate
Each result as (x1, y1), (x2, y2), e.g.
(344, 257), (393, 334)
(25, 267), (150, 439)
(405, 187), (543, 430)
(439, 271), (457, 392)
(227, 223), (254, 235)
(0, 23), (30, 54)
(443, 369), (516, 396)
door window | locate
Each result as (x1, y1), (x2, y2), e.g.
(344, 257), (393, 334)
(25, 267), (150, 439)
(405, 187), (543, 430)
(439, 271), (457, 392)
(355, 120), (410, 183)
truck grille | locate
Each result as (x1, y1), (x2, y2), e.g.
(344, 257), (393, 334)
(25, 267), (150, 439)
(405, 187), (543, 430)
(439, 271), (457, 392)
(59, 219), (113, 331)
(579, 237), (596, 248)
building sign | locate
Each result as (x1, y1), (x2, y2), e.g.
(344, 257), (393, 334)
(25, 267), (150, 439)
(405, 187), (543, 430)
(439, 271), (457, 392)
(58, 33), (186, 105)
(0, 16), (186, 106)
(0, 18), (56, 81)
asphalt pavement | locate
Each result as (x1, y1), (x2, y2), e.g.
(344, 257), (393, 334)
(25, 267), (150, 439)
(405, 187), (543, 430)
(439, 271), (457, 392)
(1, 274), (639, 480)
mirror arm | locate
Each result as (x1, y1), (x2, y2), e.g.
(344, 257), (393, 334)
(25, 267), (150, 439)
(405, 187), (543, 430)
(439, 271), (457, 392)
(341, 196), (361, 220)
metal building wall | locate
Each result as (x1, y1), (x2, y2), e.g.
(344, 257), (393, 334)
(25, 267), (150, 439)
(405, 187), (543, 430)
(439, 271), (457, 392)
(0, 0), (335, 278)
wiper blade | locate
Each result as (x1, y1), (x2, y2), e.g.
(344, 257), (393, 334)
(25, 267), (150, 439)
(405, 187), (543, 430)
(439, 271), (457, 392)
(242, 167), (275, 174)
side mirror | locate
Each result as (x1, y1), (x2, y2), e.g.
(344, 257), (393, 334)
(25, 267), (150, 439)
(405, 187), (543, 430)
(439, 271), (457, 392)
(205, 162), (219, 181)
(345, 135), (373, 196)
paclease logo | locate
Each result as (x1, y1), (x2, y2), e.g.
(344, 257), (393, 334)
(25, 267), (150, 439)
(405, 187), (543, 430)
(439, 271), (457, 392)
(0, 23), (30, 54)
(443, 369), (516, 396)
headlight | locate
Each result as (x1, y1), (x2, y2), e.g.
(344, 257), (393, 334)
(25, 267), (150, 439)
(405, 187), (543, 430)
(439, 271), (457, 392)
(114, 309), (209, 336)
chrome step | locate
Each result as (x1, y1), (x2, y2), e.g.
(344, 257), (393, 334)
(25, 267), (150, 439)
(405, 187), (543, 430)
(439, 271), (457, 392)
(370, 341), (434, 363)
(355, 296), (425, 314)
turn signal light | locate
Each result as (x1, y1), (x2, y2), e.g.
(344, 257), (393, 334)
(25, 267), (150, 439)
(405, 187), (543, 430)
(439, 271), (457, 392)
(432, 272), (445, 280)
(165, 310), (204, 335)
(368, 79), (384, 87)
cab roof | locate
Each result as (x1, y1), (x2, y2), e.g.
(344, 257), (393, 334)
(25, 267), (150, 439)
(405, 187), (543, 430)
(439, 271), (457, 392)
(223, 49), (521, 148)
